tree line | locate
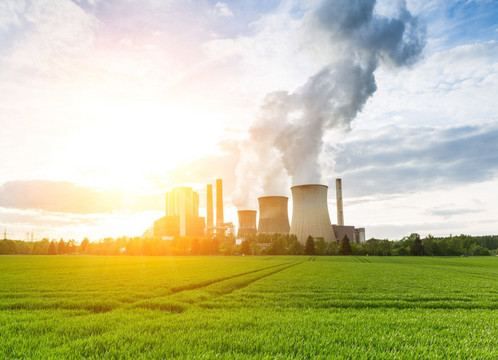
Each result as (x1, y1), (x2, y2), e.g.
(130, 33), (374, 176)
(0, 233), (496, 256)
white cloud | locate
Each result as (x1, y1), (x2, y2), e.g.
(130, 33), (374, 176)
(4, 0), (98, 73)
(354, 40), (498, 129)
(211, 2), (233, 18)
(0, 0), (25, 30)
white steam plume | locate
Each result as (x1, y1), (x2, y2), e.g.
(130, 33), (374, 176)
(232, 0), (425, 208)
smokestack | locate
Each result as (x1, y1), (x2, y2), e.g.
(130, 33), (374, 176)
(257, 196), (290, 234)
(336, 178), (344, 226)
(237, 210), (257, 236)
(206, 184), (213, 233)
(290, 184), (336, 244)
(216, 179), (224, 227)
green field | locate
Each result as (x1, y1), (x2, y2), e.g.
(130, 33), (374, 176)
(1, 256), (497, 359)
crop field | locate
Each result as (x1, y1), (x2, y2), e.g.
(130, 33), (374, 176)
(1, 256), (497, 359)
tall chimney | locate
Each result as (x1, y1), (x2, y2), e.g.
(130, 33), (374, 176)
(216, 179), (224, 227)
(206, 184), (213, 233)
(336, 178), (344, 226)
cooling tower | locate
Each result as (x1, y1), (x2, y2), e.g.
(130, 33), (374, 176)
(290, 184), (336, 244)
(237, 210), (257, 236)
(257, 196), (290, 234)
(336, 178), (344, 226)
(216, 179), (224, 227)
(206, 184), (213, 233)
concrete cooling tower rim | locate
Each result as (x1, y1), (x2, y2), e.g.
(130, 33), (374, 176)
(291, 184), (329, 190)
(258, 196), (289, 200)
(238, 210), (257, 214)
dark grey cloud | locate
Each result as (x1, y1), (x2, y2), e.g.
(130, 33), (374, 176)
(333, 123), (498, 197)
(0, 180), (162, 213)
(314, 0), (425, 66)
(428, 208), (483, 218)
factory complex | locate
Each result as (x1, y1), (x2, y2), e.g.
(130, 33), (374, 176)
(154, 179), (365, 244)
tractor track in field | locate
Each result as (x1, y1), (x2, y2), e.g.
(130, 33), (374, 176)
(1, 261), (302, 314)
(194, 261), (301, 306)
(169, 261), (299, 294)
(128, 261), (302, 312)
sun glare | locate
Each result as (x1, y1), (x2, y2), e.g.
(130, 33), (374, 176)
(58, 98), (222, 192)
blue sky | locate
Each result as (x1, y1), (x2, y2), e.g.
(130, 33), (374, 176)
(0, 0), (496, 240)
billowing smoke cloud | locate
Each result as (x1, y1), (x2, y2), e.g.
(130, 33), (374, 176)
(232, 0), (425, 208)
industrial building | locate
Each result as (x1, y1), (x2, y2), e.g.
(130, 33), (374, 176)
(154, 187), (205, 239)
(354, 228), (366, 243)
(330, 178), (365, 244)
(332, 225), (354, 244)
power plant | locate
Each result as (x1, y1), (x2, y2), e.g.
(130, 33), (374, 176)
(289, 184), (336, 243)
(238, 178), (366, 245)
(152, 177), (365, 245)
(257, 196), (290, 234)
(237, 210), (257, 236)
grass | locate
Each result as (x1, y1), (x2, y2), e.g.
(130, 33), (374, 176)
(0, 255), (497, 359)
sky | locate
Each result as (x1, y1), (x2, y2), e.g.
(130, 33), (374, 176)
(0, 0), (497, 241)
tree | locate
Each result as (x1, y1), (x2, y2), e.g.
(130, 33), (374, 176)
(288, 240), (304, 255)
(422, 235), (435, 255)
(471, 245), (490, 256)
(190, 238), (200, 255)
(304, 236), (315, 255)
(410, 234), (424, 256)
(315, 237), (327, 255)
(328, 241), (338, 255)
(47, 241), (57, 255)
(267, 236), (286, 255)
(57, 239), (66, 254)
(0, 240), (16, 254)
(32, 238), (50, 255)
(351, 242), (366, 255)
(339, 235), (352, 255)
(80, 238), (89, 253)
(240, 239), (251, 255)
(394, 246), (410, 256)
(67, 239), (77, 254)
